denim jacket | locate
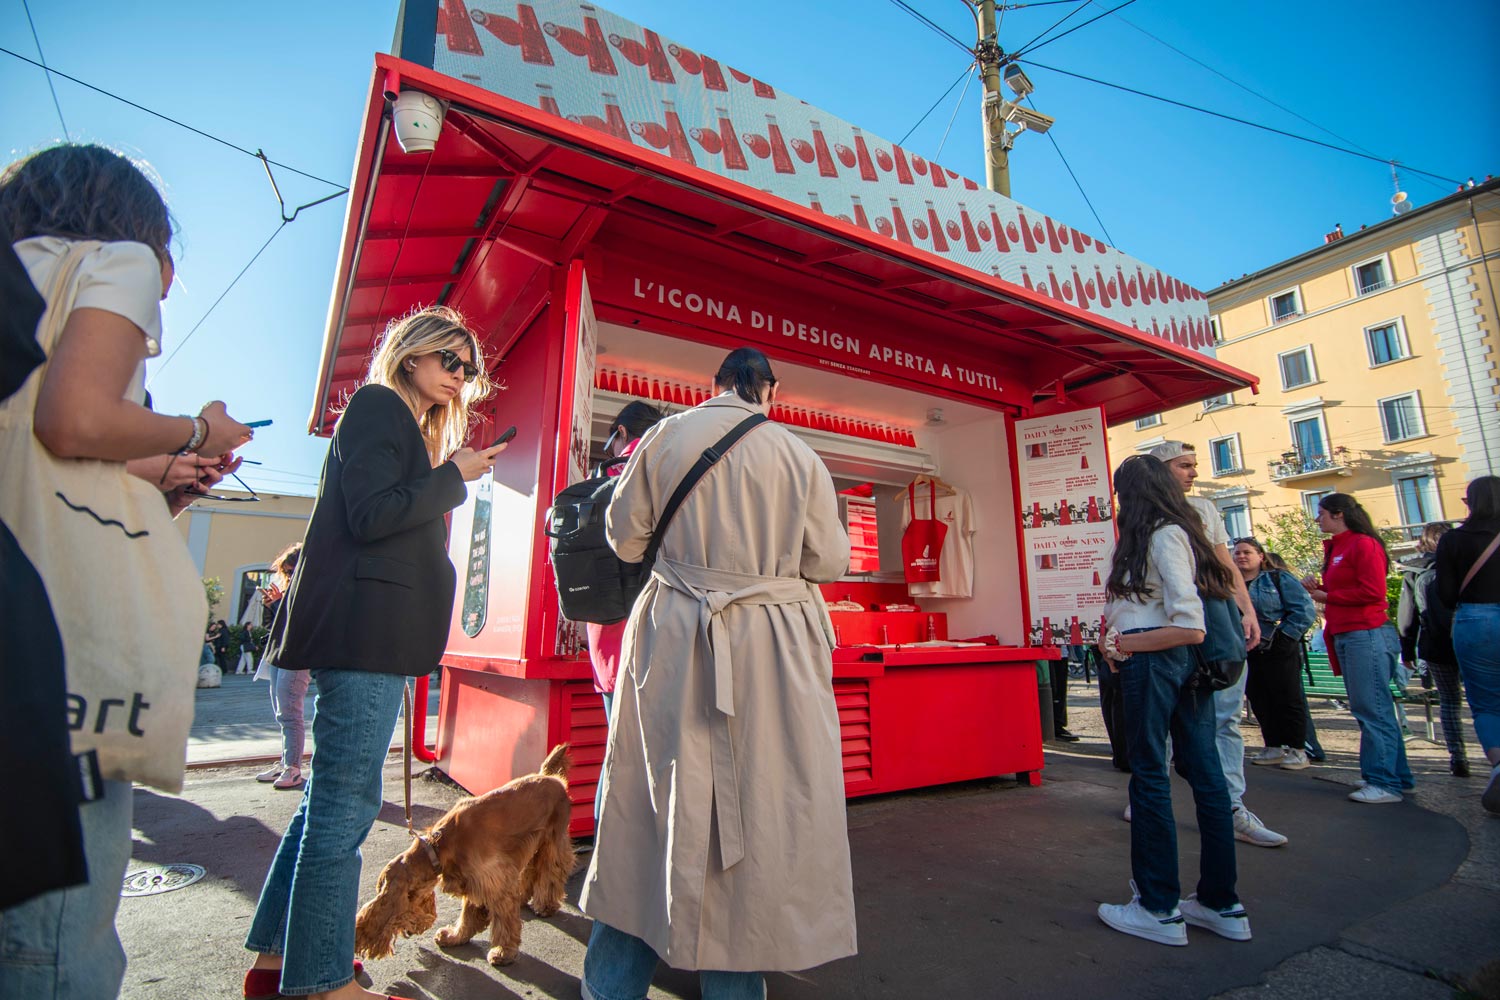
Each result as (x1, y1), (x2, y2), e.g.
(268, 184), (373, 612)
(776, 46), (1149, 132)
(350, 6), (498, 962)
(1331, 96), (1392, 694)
(1246, 569), (1317, 640)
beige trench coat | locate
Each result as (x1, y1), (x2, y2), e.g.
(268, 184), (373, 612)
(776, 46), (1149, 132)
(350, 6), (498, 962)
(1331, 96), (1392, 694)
(579, 393), (856, 972)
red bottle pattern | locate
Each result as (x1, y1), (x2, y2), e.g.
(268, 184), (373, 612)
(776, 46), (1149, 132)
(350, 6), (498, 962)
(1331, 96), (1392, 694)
(924, 201), (948, 252)
(716, 107), (747, 171)
(514, 4), (554, 65)
(888, 199), (912, 245)
(579, 6), (617, 75)
(661, 100), (694, 164)
(850, 127), (877, 182)
(600, 93), (630, 142)
(808, 121), (838, 178)
(764, 115), (794, 174)
(641, 29), (675, 84)
(439, 0), (485, 54)
(957, 203), (981, 253)
(536, 83), (560, 118)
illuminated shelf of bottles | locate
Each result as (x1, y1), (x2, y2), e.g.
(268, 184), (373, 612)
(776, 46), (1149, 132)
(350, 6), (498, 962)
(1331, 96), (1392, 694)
(593, 367), (917, 447)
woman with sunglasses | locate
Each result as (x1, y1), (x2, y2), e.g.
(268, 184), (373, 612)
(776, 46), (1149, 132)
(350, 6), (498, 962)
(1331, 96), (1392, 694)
(1303, 493), (1413, 804)
(1232, 537), (1317, 770)
(1097, 455), (1249, 947)
(243, 305), (502, 1000)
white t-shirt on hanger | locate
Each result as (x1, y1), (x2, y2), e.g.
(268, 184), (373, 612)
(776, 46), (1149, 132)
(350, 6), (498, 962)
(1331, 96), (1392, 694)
(899, 486), (978, 599)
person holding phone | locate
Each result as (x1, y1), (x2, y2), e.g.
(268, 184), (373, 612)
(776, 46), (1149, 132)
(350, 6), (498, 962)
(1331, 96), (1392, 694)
(242, 305), (502, 1000)
(1, 143), (253, 1000)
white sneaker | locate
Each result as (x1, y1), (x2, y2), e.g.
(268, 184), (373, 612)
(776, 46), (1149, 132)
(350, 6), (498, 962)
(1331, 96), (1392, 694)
(1180, 894), (1252, 941)
(1278, 749), (1310, 771)
(1123, 803), (1132, 822)
(1250, 747), (1287, 766)
(256, 764), (283, 783)
(273, 765), (304, 790)
(1097, 881), (1187, 946)
(1233, 807), (1288, 847)
(1348, 785), (1402, 804)
(1484, 764), (1500, 815)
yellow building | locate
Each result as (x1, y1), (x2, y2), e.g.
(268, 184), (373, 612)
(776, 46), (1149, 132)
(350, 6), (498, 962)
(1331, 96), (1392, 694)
(172, 489), (314, 624)
(1109, 179), (1500, 546)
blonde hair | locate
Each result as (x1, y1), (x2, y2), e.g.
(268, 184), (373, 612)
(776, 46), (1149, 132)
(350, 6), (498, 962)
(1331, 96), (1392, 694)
(363, 305), (493, 463)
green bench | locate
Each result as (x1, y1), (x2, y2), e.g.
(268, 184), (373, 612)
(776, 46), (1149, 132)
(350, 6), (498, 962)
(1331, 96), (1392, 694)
(1302, 652), (1439, 742)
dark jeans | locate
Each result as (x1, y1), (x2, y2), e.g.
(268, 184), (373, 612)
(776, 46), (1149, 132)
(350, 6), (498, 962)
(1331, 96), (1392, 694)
(1097, 661), (1129, 770)
(1119, 638), (1238, 914)
(1245, 631), (1307, 750)
(1048, 659), (1069, 730)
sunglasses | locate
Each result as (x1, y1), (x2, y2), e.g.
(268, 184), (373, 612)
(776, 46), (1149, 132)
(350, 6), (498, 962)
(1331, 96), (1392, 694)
(182, 471), (261, 503)
(435, 348), (480, 383)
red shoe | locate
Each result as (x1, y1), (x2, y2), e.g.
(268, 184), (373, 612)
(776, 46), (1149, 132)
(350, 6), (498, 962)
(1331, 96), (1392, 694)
(244, 961), (366, 999)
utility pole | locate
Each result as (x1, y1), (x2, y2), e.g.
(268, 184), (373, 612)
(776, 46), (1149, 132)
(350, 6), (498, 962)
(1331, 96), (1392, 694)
(976, 0), (1010, 197)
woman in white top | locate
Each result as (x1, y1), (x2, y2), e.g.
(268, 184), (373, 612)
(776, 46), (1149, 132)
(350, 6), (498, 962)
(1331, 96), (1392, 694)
(1, 143), (251, 1000)
(1096, 455), (1250, 948)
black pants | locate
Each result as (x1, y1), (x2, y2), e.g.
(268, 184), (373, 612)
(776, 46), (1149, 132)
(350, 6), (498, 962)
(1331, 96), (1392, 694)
(1048, 658), (1069, 730)
(1245, 631), (1308, 750)
(1097, 658), (1130, 770)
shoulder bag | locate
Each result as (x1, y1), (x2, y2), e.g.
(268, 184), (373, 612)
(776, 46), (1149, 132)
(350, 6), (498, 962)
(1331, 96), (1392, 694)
(1192, 590), (1247, 691)
(0, 240), (207, 793)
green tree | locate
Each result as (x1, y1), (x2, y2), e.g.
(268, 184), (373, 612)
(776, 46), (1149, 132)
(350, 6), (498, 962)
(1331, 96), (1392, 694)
(1257, 511), (1324, 577)
(203, 576), (224, 627)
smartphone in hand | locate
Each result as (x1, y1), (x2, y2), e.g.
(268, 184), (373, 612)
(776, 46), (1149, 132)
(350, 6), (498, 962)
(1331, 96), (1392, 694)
(491, 425), (517, 449)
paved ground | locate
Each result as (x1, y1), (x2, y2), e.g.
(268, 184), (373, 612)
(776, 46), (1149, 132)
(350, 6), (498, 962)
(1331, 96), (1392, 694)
(119, 680), (1500, 999)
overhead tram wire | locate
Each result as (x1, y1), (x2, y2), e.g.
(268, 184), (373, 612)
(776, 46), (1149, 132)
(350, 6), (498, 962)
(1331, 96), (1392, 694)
(899, 63), (979, 147)
(886, 0), (974, 55)
(1029, 98), (1114, 245)
(0, 46), (348, 192)
(1017, 59), (1465, 187)
(1011, 0), (1140, 59)
(934, 65), (978, 162)
(1009, 0), (1091, 58)
(20, 0), (67, 140)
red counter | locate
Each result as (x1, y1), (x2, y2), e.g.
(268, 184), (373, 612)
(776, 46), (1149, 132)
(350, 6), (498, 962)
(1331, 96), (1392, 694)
(437, 643), (1049, 837)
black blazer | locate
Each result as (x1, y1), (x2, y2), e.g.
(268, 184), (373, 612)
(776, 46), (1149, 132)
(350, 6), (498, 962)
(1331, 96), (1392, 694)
(267, 384), (467, 676)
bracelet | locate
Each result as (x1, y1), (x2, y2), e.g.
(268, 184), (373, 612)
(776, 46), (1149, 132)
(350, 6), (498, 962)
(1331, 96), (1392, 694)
(182, 415), (207, 453)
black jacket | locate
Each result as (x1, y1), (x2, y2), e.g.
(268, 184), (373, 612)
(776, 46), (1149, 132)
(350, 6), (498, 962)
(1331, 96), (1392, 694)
(267, 384), (467, 676)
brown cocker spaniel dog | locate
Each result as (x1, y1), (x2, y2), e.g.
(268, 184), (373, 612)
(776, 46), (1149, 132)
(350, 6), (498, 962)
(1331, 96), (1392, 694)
(355, 744), (575, 966)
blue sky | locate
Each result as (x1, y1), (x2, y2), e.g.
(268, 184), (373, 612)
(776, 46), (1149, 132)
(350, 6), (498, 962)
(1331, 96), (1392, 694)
(4, 0), (1496, 494)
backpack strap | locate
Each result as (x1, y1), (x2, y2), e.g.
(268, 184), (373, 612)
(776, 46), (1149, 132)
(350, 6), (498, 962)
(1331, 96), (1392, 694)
(642, 413), (769, 566)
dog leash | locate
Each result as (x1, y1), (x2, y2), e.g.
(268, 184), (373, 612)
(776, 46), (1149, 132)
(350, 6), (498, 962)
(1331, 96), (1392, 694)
(403, 681), (441, 868)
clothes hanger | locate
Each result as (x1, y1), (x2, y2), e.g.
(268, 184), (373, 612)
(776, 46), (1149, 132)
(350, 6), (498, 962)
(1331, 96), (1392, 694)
(904, 471), (956, 498)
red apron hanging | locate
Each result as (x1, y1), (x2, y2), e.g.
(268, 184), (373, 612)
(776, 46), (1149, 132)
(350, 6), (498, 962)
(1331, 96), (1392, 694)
(902, 480), (947, 584)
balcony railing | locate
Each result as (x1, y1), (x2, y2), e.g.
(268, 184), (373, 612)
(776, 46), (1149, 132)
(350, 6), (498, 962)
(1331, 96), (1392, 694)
(1357, 276), (1389, 295)
(1268, 453), (1351, 483)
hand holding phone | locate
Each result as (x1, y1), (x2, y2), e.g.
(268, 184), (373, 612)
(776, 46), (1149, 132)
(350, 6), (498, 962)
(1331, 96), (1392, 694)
(489, 426), (517, 450)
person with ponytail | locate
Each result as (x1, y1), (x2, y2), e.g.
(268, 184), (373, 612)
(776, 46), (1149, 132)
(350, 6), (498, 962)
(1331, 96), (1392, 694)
(1303, 493), (1413, 804)
(1096, 455), (1250, 947)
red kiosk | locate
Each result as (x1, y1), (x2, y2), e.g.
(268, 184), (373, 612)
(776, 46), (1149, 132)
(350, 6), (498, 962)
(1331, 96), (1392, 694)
(307, 1), (1256, 834)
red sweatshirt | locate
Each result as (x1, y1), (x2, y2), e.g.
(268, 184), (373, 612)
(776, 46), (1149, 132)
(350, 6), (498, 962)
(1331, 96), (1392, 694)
(1320, 531), (1390, 636)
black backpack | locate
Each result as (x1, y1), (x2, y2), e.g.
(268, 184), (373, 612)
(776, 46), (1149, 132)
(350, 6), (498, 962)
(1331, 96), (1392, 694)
(544, 413), (767, 625)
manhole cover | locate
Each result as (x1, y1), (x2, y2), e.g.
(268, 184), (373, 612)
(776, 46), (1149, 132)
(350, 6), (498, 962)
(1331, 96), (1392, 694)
(121, 864), (206, 897)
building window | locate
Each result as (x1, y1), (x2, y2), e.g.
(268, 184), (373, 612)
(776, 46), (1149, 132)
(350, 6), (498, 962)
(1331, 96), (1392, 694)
(1218, 503), (1250, 539)
(1209, 316), (1223, 344)
(1209, 434), (1242, 476)
(1301, 490), (1334, 518)
(1269, 288), (1302, 324)
(1290, 414), (1329, 462)
(1134, 413), (1163, 430)
(1278, 346), (1317, 390)
(1378, 392), (1425, 443)
(1365, 319), (1409, 366)
(1353, 257), (1391, 295)
(1202, 393), (1233, 411)
(1395, 473), (1440, 527)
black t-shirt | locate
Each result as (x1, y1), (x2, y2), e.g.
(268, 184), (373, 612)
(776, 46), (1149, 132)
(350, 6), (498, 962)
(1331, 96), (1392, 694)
(1436, 519), (1500, 606)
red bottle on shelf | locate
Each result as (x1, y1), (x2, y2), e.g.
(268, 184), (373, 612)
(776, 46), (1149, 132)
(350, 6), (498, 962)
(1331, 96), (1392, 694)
(808, 120), (839, 178)
(716, 107), (748, 170)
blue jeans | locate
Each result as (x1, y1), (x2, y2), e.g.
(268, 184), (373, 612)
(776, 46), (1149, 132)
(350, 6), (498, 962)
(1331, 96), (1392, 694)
(1334, 625), (1413, 794)
(1118, 640), (1238, 914)
(595, 691), (613, 822)
(268, 665), (312, 769)
(1453, 604), (1500, 752)
(0, 779), (132, 1000)
(245, 669), (406, 995)
(582, 921), (765, 1000)
(1211, 666), (1249, 810)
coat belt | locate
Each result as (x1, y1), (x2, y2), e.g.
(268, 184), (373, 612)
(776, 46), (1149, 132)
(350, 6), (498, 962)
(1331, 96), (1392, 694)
(650, 558), (828, 871)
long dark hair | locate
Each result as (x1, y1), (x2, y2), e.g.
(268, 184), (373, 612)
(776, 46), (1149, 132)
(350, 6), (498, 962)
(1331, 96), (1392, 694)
(0, 144), (173, 259)
(714, 346), (776, 404)
(1318, 492), (1389, 570)
(1106, 455), (1237, 601)
(1463, 475), (1500, 524)
(611, 400), (663, 441)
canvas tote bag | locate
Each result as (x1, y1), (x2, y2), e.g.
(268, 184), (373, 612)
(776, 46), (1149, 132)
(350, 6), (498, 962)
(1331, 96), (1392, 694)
(0, 240), (206, 793)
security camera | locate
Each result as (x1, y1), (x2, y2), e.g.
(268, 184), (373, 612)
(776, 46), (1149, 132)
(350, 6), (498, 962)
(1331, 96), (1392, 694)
(1003, 64), (1034, 99)
(1002, 102), (1055, 135)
